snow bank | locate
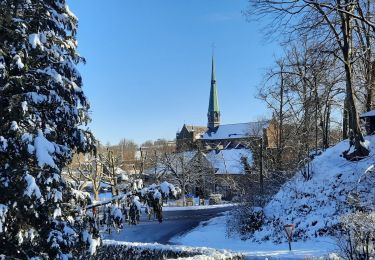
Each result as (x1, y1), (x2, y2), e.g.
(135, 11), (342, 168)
(171, 213), (338, 259)
(253, 136), (375, 242)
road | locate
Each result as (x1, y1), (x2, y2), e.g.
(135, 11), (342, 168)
(103, 206), (234, 244)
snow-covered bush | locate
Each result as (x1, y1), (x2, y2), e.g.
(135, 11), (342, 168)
(0, 1), (97, 258)
(227, 205), (264, 240)
(336, 211), (375, 260)
(94, 240), (244, 260)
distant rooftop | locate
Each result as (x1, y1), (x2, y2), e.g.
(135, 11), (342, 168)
(200, 121), (269, 140)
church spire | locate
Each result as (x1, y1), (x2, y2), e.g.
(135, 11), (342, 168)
(207, 55), (220, 130)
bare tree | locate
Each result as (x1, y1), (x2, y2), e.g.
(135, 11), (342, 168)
(246, 0), (374, 159)
(159, 151), (201, 206)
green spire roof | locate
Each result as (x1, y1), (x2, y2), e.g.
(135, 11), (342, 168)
(208, 55), (219, 113)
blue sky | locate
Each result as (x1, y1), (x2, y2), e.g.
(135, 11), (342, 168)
(68, 0), (281, 145)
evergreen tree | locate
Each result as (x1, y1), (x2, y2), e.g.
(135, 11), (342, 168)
(0, 0), (97, 258)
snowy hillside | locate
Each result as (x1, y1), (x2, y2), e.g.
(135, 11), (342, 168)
(253, 136), (375, 242)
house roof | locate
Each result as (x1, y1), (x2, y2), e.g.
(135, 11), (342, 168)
(360, 110), (375, 118)
(205, 148), (253, 175)
(200, 121), (269, 140)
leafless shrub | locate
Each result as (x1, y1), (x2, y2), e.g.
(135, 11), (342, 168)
(336, 211), (375, 260)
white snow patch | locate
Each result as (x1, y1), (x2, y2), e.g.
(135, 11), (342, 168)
(0, 204), (8, 233)
(29, 33), (42, 49)
(14, 55), (24, 69)
(82, 230), (100, 255)
(24, 173), (42, 199)
(21, 101), (28, 113)
(34, 130), (57, 169)
(53, 207), (61, 218)
(10, 121), (19, 131)
(0, 136), (8, 152)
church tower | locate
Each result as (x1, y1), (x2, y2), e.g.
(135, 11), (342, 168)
(207, 55), (220, 131)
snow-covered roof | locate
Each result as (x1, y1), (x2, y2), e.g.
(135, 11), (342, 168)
(200, 121), (269, 140)
(360, 110), (375, 118)
(205, 148), (253, 175)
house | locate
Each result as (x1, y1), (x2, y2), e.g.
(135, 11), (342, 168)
(144, 148), (254, 200)
(360, 110), (375, 135)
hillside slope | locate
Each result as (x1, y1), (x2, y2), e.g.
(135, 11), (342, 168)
(253, 136), (375, 242)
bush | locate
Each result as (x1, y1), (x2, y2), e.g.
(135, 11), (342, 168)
(227, 206), (264, 239)
(93, 241), (244, 260)
(336, 211), (375, 260)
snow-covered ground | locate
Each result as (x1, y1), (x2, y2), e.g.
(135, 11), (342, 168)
(172, 137), (375, 258)
(171, 213), (339, 259)
(252, 136), (375, 242)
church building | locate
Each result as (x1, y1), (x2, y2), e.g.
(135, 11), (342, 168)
(176, 56), (273, 152)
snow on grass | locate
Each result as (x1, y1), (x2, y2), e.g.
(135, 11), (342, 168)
(171, 213), (338, 259)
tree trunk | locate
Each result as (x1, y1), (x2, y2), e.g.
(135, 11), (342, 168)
(341, 8), (369, 160)
(277, 69), (284, 171)
(343, 99), (349, 140)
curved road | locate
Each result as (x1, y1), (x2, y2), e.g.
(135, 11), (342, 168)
(104, 206), (234, 244)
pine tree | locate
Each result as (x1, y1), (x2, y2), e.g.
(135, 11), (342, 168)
(0, 0), (97, 258)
